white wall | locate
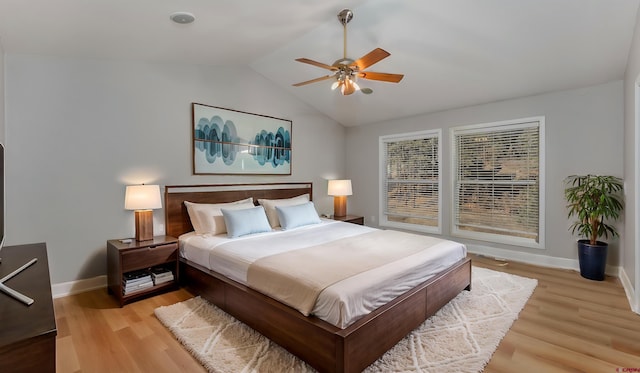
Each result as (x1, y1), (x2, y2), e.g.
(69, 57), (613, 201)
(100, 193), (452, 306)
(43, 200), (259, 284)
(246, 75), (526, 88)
(346, 81), (624, 265)
(623, 6), (640, 311)
(4, 55), (347, 284)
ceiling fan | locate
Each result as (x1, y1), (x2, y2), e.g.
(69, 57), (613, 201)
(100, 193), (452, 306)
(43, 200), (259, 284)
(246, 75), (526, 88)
(292, 9), (404, 96)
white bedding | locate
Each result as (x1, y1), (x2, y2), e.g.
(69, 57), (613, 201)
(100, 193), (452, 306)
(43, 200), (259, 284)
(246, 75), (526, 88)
(179, 220), (467, 328)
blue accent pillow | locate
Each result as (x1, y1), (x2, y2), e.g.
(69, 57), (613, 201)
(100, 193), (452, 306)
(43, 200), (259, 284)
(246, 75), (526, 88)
(276, 202), (322, 230)
(221, 206), (272, 238)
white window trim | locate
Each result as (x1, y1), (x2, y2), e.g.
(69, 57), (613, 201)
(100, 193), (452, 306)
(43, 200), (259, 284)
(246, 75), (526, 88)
(379, 129), (442, 234)
(450, 116), (546, 249)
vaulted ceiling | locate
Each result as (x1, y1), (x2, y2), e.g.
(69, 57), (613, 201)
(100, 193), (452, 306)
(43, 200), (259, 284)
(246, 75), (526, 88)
(0, 0), (638, 126)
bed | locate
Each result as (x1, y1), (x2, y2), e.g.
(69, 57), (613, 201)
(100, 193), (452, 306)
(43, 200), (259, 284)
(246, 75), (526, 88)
(165, 182), (471, 373)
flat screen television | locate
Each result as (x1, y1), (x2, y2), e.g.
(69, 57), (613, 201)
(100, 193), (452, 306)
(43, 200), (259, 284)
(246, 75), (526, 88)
(0, 142), (38, 305)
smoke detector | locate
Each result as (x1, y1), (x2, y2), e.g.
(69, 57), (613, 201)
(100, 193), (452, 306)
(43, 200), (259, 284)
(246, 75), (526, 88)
(170, 12), (195, 24)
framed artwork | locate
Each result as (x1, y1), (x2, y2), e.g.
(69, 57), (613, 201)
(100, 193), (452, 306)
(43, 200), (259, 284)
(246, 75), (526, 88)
(192, 103), (292, 175)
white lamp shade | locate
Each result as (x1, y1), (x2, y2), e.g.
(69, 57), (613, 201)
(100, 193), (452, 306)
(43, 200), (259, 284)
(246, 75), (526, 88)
(327, 179), (353, 196)
(124, 185), (162, 210)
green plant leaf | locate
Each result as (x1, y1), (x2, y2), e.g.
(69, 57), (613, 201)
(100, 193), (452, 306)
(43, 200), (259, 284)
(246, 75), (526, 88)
(564, 175), (623, 245)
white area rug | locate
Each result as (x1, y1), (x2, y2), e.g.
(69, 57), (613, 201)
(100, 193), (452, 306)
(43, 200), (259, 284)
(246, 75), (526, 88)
(155, 267), (537, 373)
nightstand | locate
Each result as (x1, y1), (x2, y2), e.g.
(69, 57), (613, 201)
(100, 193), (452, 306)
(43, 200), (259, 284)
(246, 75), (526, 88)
(330, 215), (364, 225)
(107, 235), (179, 307)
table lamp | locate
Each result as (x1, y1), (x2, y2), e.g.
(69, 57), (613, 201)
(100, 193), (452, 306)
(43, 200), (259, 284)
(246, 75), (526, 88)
(327, 179), (352, 218)
(124, 184), (162, 241)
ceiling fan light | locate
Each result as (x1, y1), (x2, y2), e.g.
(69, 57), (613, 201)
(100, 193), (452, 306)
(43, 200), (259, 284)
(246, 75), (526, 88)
(352, 80), (361, 91)
(341, 79), (357, 95)
(331, 81), (340, 90)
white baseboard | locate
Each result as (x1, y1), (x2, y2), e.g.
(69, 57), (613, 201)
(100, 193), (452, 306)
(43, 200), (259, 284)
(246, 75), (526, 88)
(618, 267), (640, 315)
(52, 275), (107, 299)
(467, 244), (619, 276)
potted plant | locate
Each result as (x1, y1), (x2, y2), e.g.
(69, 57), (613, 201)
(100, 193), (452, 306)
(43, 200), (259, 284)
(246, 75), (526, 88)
(564, 175), (624, 281)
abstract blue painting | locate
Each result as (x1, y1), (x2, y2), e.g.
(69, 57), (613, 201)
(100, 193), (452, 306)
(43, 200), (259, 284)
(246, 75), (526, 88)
(192, 103), (292, 175)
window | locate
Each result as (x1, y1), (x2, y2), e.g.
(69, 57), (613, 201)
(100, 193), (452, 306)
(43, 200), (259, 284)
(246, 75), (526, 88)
(451, 117), (544, 248)
(379, 130), (441, 233)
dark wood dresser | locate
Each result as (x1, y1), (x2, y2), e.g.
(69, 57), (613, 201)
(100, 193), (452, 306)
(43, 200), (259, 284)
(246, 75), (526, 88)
(0, 243), (57, 372)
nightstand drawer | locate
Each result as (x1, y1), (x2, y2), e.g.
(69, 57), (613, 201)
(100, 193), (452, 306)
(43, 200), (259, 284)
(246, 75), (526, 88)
(121, 243), (178, 272)
(345, 216), (364, 225)
(330, 215), (364, 225)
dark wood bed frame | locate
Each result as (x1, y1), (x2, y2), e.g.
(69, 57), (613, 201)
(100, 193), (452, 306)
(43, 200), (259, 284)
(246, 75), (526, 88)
(165, 182), (471, 373)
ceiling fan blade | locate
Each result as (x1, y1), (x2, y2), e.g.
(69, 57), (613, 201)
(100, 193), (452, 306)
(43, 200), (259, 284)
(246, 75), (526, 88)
(351, 48), (391, 70)
(357, 71), (404, 83)
(295, 58), (338, 71)
(292, 75), (335, 87)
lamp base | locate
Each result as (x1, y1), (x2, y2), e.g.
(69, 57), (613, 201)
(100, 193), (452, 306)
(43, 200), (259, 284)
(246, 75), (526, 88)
(333, 196), (347, 217)
(134, 210), (154, 241)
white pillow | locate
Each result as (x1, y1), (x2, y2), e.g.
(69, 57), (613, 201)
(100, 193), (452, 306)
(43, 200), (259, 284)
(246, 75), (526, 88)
(184, 198), (254, 235)
(276, 202), (321, 230)
(221, 206), (272, 238)
(258, 194), (310, 228)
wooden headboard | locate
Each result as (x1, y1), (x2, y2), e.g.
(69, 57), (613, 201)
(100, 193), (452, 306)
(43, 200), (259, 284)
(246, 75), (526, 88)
(164, 182), (313, 238)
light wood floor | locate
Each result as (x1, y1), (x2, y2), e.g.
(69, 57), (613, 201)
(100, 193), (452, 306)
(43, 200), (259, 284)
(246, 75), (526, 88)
(54, 256), (640, 372)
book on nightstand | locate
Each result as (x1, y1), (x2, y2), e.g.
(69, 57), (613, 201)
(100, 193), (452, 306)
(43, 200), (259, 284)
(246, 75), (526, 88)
(122, 269), (153, 295)
(150, 266), (174, 286)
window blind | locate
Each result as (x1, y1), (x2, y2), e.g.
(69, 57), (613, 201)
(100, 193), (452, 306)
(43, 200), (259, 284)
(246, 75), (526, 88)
(380, 131), (441, 232)
(453, 120), (541, 244)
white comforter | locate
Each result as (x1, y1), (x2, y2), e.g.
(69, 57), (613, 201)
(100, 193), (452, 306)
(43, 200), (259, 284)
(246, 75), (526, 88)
(179, 220), (466, 328)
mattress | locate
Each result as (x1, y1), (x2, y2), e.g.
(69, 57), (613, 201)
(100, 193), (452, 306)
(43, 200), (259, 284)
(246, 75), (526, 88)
(179, 220), (467, 328)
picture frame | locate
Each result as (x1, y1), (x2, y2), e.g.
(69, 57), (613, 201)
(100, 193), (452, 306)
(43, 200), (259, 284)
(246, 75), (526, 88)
(192, 103), (292, 175)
